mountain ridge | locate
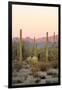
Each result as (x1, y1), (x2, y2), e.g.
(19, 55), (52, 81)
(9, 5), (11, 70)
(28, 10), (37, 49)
(12, 35), (58, 43)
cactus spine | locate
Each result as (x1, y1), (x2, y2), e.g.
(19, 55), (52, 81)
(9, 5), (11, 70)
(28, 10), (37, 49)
(20, 29), (22, 63)
(46, 32), (48, 62)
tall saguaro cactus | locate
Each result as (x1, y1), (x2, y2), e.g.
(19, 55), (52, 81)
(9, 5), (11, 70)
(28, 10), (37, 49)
(20, 29), (22, 63)
(46, 32), (48, 62)
(33, 36), (37, 56)
(53, 32), (55, 47)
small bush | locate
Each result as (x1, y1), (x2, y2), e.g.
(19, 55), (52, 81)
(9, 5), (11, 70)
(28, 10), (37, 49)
(12, 60), (22, 72)
(31, 66), (39, 77)
(38, 62), (50, 71)
(49, 60), (58, 69)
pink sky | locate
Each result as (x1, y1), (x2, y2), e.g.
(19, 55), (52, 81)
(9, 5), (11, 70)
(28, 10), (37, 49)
(12, 5), (58, 39)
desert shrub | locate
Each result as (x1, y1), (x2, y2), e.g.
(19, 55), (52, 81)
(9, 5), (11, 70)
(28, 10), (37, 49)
(12, 41), (30, 61)
(31, 61), (50, 76)
(37, 48), (45, 61)
(12, 42), (19, 60)
(38, 60), (58, 72)
(38, 62), (50, 71)
(31, 65), (39, 77)
(49, 60), (58, 69)
(12, 60), (22, 72)
(48, 48), (58, 61)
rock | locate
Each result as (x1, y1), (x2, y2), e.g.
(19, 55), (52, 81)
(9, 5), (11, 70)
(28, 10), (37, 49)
(34, 77), (41, 83)
(46, 77), (58, 84)
(23, 75), (36, 84)
(39, 79), (46, 84)
(37, 71), (47, 79)
(26, 75), (34, 81)
(12, 76), (23, 84)
(47, 69), (58, 77)
(18, 68), (32, 76)
(46, 75), (52, 79)
(12, 75), (40, 85)
(14, 68), (32, 83)
(23, 75), (41, 84)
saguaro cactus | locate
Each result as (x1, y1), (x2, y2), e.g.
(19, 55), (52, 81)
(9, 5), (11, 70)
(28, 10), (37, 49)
(53, 32), (55, 47)
(20, 29), (22, 63)
(33, 36), (37, 56)
(46, 32), (48, 62)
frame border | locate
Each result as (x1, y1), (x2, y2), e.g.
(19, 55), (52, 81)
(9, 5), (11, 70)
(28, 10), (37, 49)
(8, 1), (61, 88)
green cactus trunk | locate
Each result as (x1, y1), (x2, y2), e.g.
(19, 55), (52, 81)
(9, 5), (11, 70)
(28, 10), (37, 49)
(53, 32), (55, 47)
(20, 29), (22, 63)
(46, 32), (48, 62)
(33, 37), (37, 56)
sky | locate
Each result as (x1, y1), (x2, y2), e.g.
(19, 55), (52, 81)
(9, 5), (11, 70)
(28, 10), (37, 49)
(12, 5), (58, 39)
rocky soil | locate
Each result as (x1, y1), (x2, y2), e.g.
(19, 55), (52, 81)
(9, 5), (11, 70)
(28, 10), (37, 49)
(12, 61), (59, 86)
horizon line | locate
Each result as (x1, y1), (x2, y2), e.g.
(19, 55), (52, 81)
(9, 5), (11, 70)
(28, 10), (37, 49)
(12, 34), (58, 39)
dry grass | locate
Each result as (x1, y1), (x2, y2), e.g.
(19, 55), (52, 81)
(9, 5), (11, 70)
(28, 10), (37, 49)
(31, 61), (49, 76)
(31, 61), (58, 75)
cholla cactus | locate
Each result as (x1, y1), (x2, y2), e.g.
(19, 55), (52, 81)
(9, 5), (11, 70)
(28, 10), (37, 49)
(30, 56), (38, 65)
(46, 32), (48, 62)
(30, 56), (39, 76)
(20, 29), (22, 64)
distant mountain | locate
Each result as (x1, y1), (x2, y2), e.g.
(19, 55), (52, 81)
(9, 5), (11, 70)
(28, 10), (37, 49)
(23, 37), (33, 43)
(36, 35), (58, 43)
(12, 37), (20, 43)
(12, 35), (58, 48)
